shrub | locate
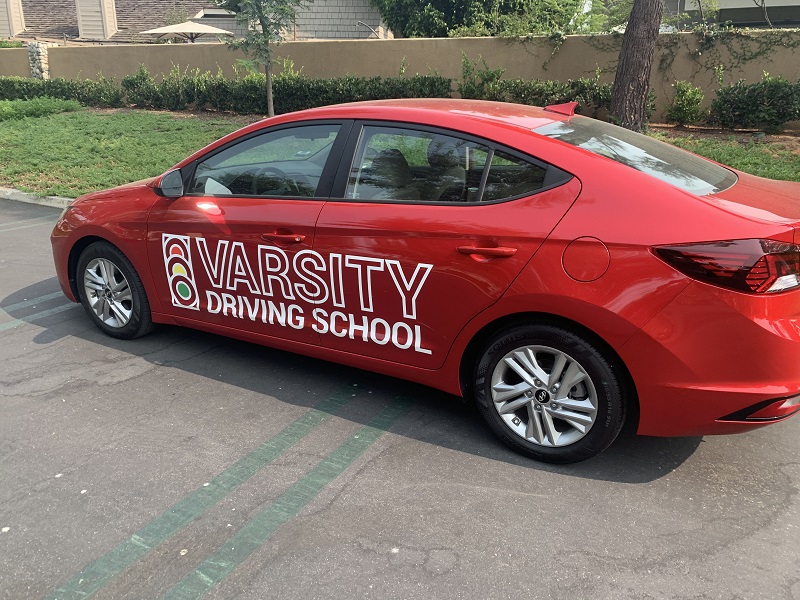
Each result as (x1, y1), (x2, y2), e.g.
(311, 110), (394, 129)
(121, 64), (161, 108)
(457, 54), (505, 100)
(0, 75), (122, 107)
(272, 70), (452, 114)
(665, 81), (705, 126)
(0, 97), (82, 120)
(709, 74), (798, 132)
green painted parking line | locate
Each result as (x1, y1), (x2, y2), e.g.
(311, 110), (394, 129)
(162, 397), (412, 600)
(2, 291), (66, 313)
(46, 386), (364, 600)
(0, 303), (79, 333)
(0, 215), (55, 229)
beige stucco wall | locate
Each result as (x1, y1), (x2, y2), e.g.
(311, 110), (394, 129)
(47, 43), (248, 80)
(0, 47), (30, 77)
(6, 32), (800, 117)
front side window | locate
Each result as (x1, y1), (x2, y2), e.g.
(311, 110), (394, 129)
(345, 126), (552, 203)
(189, 124), (340, 198)
(533, 117), (737, 195)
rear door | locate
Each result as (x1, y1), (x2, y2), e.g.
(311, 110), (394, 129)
(310, 123), (581, 369)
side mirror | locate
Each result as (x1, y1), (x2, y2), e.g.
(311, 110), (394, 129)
(155, 169), (185, 198)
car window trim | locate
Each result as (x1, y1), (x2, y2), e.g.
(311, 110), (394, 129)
(182, 119), (354, 201)
(328, 120), (573, 206)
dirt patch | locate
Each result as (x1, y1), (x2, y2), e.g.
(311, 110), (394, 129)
(650, 122), (800, 154)
(87, 107), (261, 127)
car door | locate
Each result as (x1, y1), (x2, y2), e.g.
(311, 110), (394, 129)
(147, 121), (350, 345)
(311, 123), (581, 369)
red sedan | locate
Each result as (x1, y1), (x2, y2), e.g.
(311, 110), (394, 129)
(51, 99), (800, 463)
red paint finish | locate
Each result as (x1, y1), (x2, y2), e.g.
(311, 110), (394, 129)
(312, 179), (581, 369)
(51, 99), (800, 443)
(146, 195), (325, 345)
(561, 236), (610, 282)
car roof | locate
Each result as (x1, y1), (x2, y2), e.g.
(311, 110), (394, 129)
(262, 98), (565, 134)
(179, 99), (570, 169)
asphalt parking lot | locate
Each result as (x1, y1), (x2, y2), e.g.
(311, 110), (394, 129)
(1, 197), (799, 600)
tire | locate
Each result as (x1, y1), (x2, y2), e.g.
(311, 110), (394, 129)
(76, 241), (154, 340)
(473, 324), (626, 464)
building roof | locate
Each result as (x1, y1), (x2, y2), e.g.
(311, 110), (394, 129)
(20, 0), (78, 39)
(19, 0), (212, 42)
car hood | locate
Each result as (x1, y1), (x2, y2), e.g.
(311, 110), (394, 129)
(75, 177), (158, 203)
(705, 170), (800, 225)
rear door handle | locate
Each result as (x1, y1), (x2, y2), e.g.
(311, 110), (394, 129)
(261, 233), (306, 243)
(457, 246), (518, 258)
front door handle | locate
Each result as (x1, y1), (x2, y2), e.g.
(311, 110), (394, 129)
(457, 246), (518, 258)
(261, 232), (306, 243)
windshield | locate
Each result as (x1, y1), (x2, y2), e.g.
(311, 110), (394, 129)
(534, 117), (737, 196)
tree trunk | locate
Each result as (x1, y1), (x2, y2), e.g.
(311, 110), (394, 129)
(610, 0), (664, 132)
(266, 60), (274, 117)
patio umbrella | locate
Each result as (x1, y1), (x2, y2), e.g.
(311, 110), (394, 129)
(140, 21), (234, 43)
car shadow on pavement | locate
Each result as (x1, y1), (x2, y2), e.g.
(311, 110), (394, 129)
(4, 279), (702, 484)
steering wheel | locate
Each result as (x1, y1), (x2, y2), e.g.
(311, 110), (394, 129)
(252, 166), (293, 195)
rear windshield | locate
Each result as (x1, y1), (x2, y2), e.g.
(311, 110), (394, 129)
(533, 117), (737, 196)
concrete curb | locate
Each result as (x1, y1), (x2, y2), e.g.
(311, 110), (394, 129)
(0, 187), (74, 210)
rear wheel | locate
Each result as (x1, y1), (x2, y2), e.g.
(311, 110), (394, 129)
(76, 241), (154, 339)
(473, 324), (625, 464)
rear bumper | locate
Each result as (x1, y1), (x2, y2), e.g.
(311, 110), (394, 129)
(622, 281), (800, 436)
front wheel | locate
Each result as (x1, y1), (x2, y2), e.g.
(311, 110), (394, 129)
(76, 241), (154, 340)
(473, 324), (626, 464)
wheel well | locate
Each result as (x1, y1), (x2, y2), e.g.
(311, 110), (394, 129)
(458, 312), (640, 428)
(67, 236), (108, 300)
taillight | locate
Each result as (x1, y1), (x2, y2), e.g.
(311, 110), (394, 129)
(654, 239), (800, 294)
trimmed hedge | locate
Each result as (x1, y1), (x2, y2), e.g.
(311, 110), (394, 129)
(9, 64), (796, 130)
(709, 75), (800, 132)
(0, 64), (609, 117)
(118, 64), (454, 114)
(0, 75), (123, 107)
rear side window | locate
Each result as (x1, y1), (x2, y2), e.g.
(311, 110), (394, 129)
(534, 117), (737, 195)
(345, 125), (560, 203)
(482, 150), (548, 202)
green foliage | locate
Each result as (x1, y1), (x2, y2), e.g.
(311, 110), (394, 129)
(457, 55), (613, 116)
(709, 73), (799, 132)
(371, 0), (583, 38)
(213, 0), (303, 68)
(573, 0), (632, 33)
(665, 80), (705, 126)
(0, 39), (25, 48)
(458, 54), (505, 100)
(271, 68), (453, 114)
(0, 65), (451, 116)
(0, 97), (82, 121)
(0, 75), (123, 107)
(213, 0), (308, 115)
(121, 64), (161, 108)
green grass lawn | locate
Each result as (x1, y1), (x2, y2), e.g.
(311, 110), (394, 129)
(0, 109), (248, 197)
(0, 108), (797, 198)
(650, 130), (800, 183)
